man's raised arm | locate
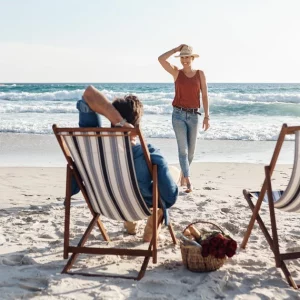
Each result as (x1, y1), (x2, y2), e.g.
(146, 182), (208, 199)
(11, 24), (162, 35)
(83, 85), (133, 127)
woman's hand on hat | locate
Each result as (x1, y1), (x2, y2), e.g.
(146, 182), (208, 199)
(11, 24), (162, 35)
(175, 44), (188, 52)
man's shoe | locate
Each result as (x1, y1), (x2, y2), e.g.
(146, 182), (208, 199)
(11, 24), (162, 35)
(124, 221), (138, 235)
(143, 209), (163, 242)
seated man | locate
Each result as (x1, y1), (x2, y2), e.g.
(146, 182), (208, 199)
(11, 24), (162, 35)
(74, 85), (178, 242)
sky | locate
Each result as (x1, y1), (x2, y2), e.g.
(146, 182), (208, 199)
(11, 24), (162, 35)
(0, 0), (299, 83)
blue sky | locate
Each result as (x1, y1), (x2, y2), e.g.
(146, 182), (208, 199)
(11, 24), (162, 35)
(0, 0), (299, 83)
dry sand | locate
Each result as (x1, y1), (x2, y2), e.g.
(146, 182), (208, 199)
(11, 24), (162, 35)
(1, 163), (300, 299)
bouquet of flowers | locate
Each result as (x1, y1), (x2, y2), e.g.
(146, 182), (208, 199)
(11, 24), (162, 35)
(180, 221), (237, 272)
(197, 232), (237, 259)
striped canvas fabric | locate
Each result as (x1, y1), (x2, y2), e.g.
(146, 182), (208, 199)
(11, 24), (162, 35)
(250, 191), (284, 204)
(61, 131), (151, 221)
(250, 131), (300, 213)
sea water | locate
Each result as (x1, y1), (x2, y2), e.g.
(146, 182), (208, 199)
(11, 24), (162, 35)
(0, 82), (299, 165)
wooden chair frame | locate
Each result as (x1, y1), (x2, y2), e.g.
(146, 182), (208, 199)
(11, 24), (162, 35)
(241, 123), (300, 289)
(53, 125), (177, 280)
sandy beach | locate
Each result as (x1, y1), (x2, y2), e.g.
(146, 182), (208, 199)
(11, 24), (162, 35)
(0, 133), (294, 167)
(1, 162), (300, 299)
(1, 0), (300, 297)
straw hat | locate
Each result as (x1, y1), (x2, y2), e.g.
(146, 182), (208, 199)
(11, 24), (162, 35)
(175, 45), (199, 58)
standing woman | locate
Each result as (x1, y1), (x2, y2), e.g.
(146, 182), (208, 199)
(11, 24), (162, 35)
(158, 44), (210, 193)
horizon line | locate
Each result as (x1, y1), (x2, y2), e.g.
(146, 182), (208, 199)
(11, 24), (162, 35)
(1, 81), (300, 84)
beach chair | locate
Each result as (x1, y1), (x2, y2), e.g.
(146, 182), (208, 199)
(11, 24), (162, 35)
(241, 124), (300, 289)
(52, 125), (177, 280)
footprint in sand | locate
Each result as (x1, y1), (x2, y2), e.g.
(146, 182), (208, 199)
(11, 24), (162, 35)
(18, 277), (49, 292)
(288, 230), (300, 237)
(180, 277), (195, 285)
(22, 216), (34, 222)
(38, 233), (58, 239)
(197, 201), (207, 209)
(239, 258), (268, 268)
(249, 235), (259, 241)
(29, 205), (43, 210)
(203, 186), (219, 191)
(221, 221), (240, 234)
(1, 254), (37, 266)
(0, 209), (9, 216)
(235, 201), (246, 208)
(162, 260), (182, 270)
(137, 279), (188, 298)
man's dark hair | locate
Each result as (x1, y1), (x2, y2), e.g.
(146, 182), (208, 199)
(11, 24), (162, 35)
(112, 95), (144, 126)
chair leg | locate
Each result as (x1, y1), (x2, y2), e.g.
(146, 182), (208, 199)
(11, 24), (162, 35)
(62, 214), (100, 273)
(64, 166), (72, 259)
(280, 261), (299, 289)
(62, 212), (152, 280)
(241, 126), (287, 249)
(152, 211), (164, 264)
(168, 223), (177, 245)
(137, 242), (153, 280)
(265, 166), (281, 268)
(64, 194), (71, 259)
(96, 218), (110, 242)
(244, 189), (299, 289)
(243, 190), (274, 251)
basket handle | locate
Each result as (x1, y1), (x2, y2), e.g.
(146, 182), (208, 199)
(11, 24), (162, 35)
(182, 220), (225, 235)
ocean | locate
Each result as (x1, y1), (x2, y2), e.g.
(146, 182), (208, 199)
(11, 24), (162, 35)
(1, 82), (300, 140)
(0, 83), (299, 166)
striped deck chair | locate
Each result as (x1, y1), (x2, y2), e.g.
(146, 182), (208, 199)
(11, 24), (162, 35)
(241, 124), (300, 289)
(52, 125), (177, 280)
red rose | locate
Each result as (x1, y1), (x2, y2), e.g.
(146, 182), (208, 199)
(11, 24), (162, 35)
(227, 240), (237, 252)
(226, 249), (236, 258)
(215, 233), (225, 240)
(210, 237), (220, 247)
(201, 248), (209, 257)
(202, 243), (209, 252)
(223, 239), (230, 247)
(218, 248), (226, 255)
(209, 246), (217, 257)
(201, 239), (209, 246)
(217, 240), (226, 251)
(216, 252), (226, 259)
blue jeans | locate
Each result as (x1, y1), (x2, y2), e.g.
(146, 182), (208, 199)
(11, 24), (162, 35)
(172, 107), (199, 178)
(71, 98), (100, 195)
(77, 98), (101, 127)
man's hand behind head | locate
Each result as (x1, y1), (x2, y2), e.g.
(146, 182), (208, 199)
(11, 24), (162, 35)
(124, 122), (134, 128)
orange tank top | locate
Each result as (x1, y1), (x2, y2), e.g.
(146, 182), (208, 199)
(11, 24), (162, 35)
(172, 70), (201, 108)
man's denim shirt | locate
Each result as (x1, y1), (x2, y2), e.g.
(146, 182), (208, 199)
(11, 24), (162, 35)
(72, 99), (178, 223)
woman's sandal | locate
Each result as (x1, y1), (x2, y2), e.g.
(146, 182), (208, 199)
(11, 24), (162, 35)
(185, 183), (193, 193)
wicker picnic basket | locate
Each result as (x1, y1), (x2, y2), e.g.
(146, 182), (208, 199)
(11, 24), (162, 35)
(180, 220), (227, 272)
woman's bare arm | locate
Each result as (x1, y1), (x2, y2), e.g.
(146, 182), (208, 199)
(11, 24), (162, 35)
(158, 44), (186, 79)
(199, 71), (210, 131)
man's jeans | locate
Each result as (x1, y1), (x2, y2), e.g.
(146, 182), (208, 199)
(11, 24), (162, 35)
(172, 107), (199, 178)
(77, 98), (101, 127)
(70, 98), (100, 195)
